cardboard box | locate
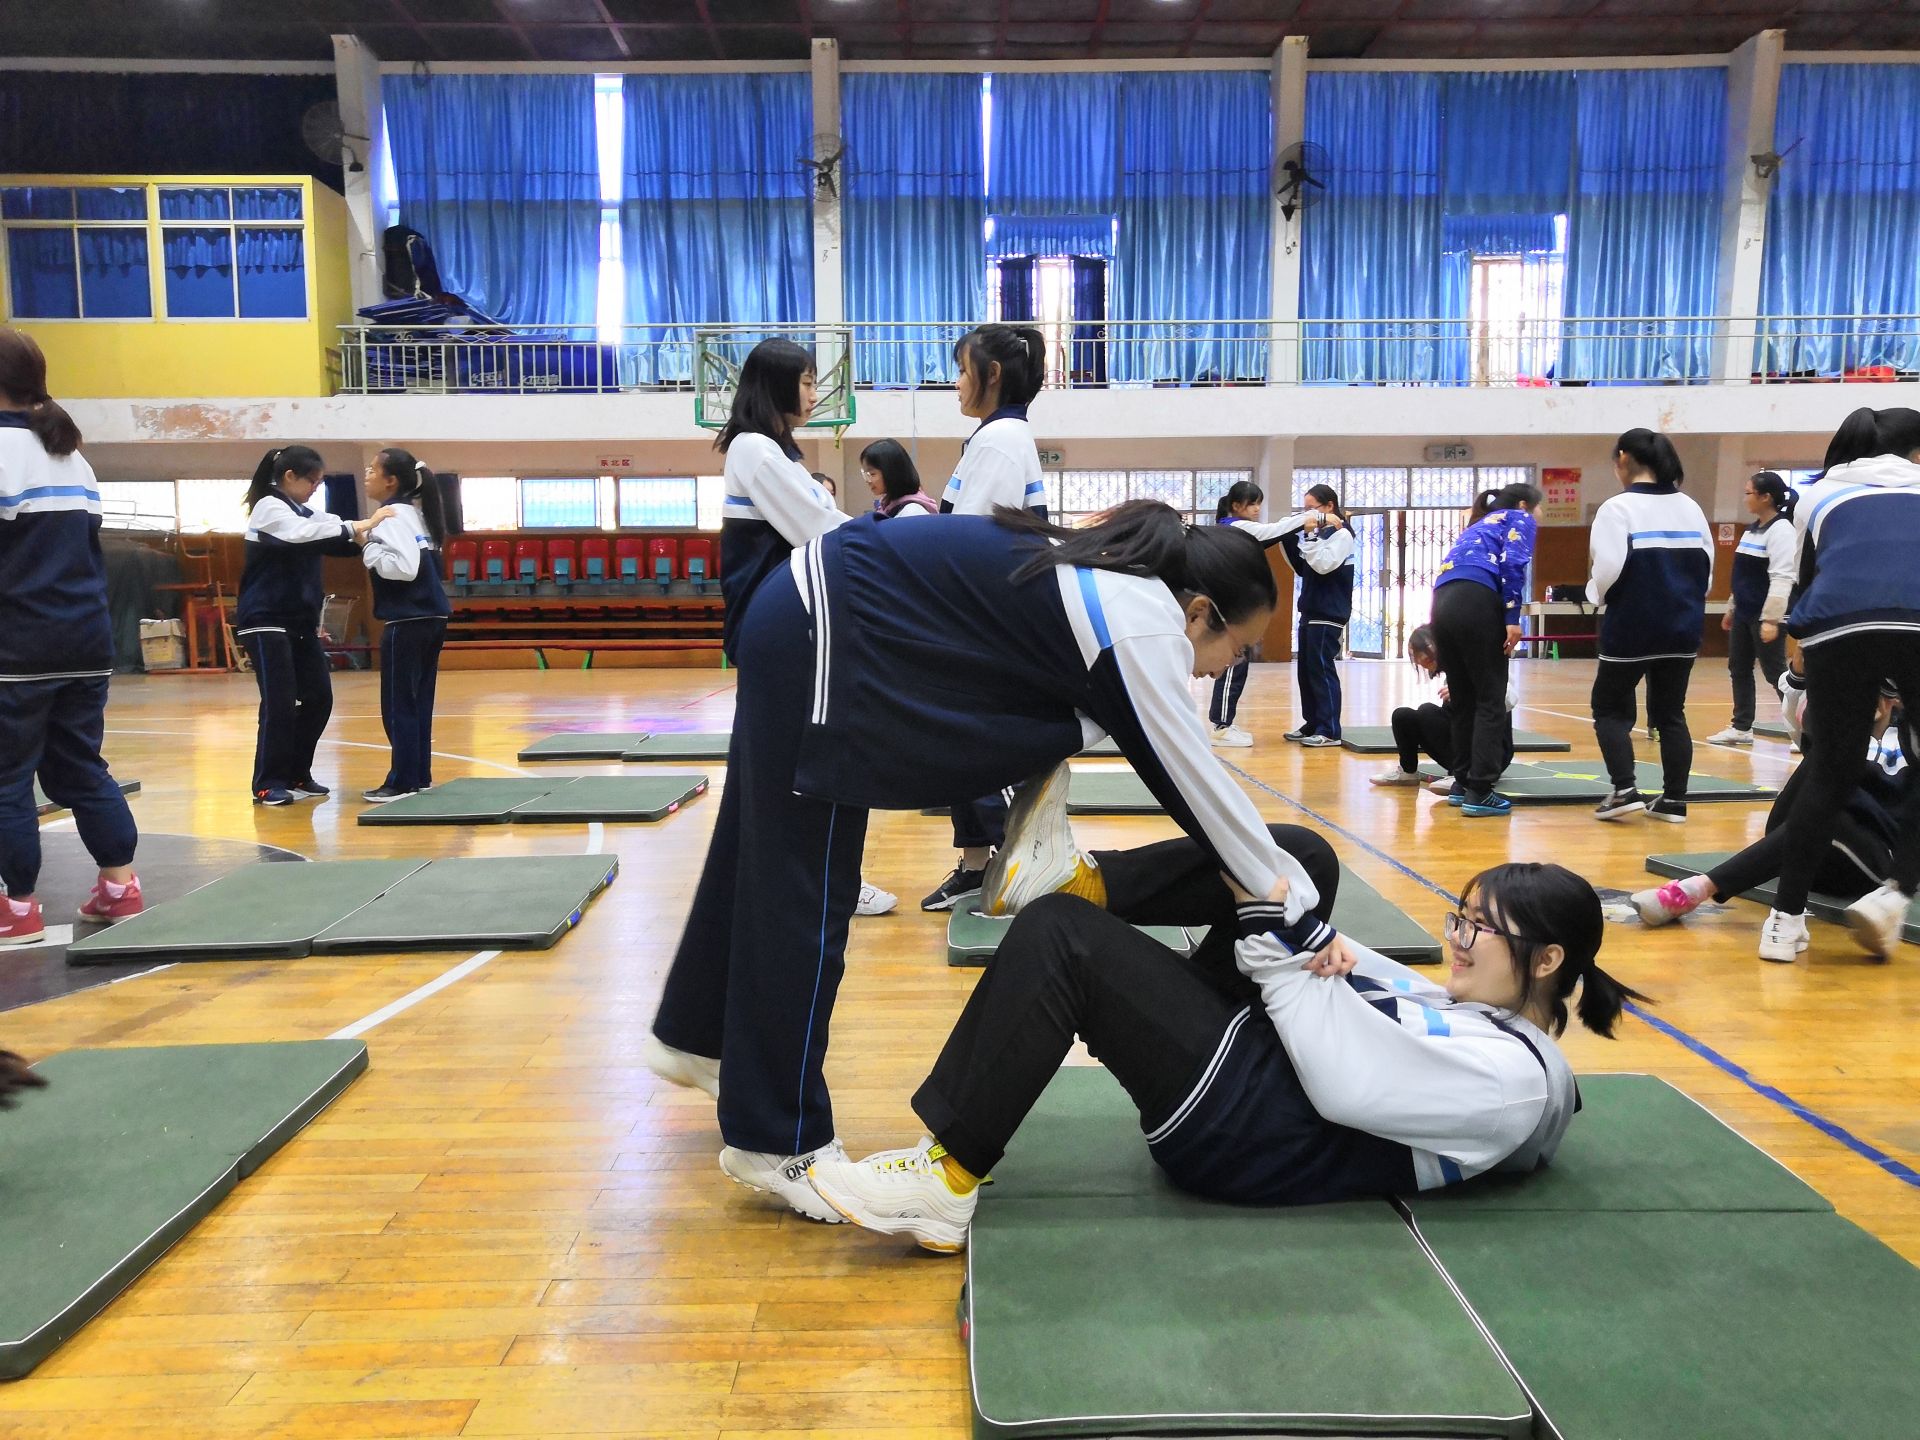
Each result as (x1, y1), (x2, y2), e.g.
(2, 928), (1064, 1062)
(140, 618), (185, 671)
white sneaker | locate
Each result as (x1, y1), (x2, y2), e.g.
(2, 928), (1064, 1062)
(1426, 775), (1458, 796)
(1708, 726), (1754, 747)
(1371, 767), (1424, 786)
(1843, 882), (1908, 960)
(855, 882), (897, 917)
(1210, 725), (1253, 748)
(719, 1140), (848, 1224)
(980, 763), (1081, 917)
(1758, 909), (1810, 963)
(1299, 733), (1341, 747)
(808, 1138), (977, 1253)
(641, 1032), (720, 1100)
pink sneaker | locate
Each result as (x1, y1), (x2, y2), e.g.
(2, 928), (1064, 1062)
(77, 876), (143, 925)
(1631, 878), (1707, 928)
(0, 899), (46, 947)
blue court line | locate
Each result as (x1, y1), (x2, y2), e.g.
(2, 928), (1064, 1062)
(1226, 760), (1920, 1192)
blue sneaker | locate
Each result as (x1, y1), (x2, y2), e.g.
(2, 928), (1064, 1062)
(1445, 783), (1466, 807)
(253, 787), (294, 807)
(1461, 792), (1512, 817)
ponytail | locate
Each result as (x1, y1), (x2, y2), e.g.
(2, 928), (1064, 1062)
(955, 324), (1046, 409)
(1463, 862), (1653, 1040)
(244, 444), (324, 510)
(0, 327), (80, 457)
(998, 499), (1277, 626)
(375, 446), (448, 548)
(1875, 406), (1920, 461)
(1820, 407), (1883, 476)
(1614, 428), (1684, 490)
(1216, 479), (1264, 521)
(1469, 488), (1501, 523)
(1749, 471), (1795, 522)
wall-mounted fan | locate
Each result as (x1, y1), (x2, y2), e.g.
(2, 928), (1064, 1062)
(801, 133), (846, 199)
(302, 100), (368, 175)
(1275, 140), (1329, 222)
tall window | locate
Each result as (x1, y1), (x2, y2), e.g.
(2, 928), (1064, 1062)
(1467, 216), (1566, 386)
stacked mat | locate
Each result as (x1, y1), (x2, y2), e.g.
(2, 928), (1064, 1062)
(33, 778), (139, 816)
(1646, 850), (1920, 944)
(1341, 727), (1568, 755)
(1417, 759), (1775, 805)
(358, 774), (707, 825)
(520, 732), (1125, 763)
(65, 854), (617, 963)
(965, 1069), (1920, 1439)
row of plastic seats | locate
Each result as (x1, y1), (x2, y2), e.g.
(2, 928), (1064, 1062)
(445, 536), (720, 592)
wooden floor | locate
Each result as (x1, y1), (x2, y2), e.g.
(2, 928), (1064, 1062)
(7, 658), (1918, 1438)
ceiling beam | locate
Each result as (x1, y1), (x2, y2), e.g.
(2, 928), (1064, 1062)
(590, 0), (632, 60)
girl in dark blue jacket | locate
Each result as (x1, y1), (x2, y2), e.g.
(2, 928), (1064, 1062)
(360, 448), (452, 803)
(1279, 484), (1355, 746)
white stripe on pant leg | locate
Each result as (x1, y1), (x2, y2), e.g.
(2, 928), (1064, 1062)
(795, 802), (838, 1156)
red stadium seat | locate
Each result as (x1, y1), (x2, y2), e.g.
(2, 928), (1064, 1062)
(514, 539), (545, 584)
(479, 539), (511, 584)
(647, 537), (678, 590)
(546, 537), (578, 586)
(581, 537), (611, 584)
(681, 537), (717, 593)
(446, 539), (479, 588)
(614, 537), (646, 585)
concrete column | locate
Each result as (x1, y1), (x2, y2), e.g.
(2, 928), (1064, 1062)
(810, 38), (844, 330)
(1268, 37), (1309, 385)
(331, 34), (385, 312)
(1255, 435), (1298, 659)
(1712, 30), (1785, 382)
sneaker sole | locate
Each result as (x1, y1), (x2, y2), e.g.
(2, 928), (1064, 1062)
(808, 1175), (967, 1253)
(1460, 805), (1510, 817)
(981, 766), (1074, 918)
(1843, 910), (1901, 961)
(0, 932), (48, 947)
(1647, 811), (1688, 823)
(919, 892), (975, 913)
(1595, 804), (1646, 822)
(718, 1153), (844, 1225)
(75, 910), (138, 925)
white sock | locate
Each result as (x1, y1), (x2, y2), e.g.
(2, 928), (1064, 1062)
(4, 896), (31, 917)
(1679, 874), (1715, 905)
(101, 877), (132, 899)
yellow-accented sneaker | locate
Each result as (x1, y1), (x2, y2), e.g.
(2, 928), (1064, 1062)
(808, 1138), (977, 1253)
(980, 763), (1082, 916)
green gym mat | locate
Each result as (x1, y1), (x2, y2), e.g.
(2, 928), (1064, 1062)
(1476, 759), (1775, 804)
(33, 778), (139, 816)
(1080, 737), (1122, 757)
(1752, 721), (1792, 741)
(621, 732), (732, 761)
(1340, 727), (1569, 755)
(515, 731), (653, 761)
(1065, 771), (1163, 815)
(358, 774), (706, 825)
(967, 1068), (1533, 1439)
(311, 855), (619, 952)
(66, 858), (426, 963)
(1645, 851), (1920, 944)
(0, 1040), (367, 1380)
(946, 902), (1198, 968)
(1405, 1211), (1920, 1440)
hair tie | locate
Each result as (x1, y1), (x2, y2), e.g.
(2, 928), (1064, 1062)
(416, 460), (429, 473)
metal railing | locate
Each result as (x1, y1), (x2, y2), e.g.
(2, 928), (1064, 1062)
(332, 314), (1920, 396)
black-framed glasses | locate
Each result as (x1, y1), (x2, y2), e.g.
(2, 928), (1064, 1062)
(1200, 593), (1257, 666)
(1444, 911), (1532, 952)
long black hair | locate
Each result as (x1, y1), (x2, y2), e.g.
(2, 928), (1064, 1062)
(1215, 479), (1264, 520)
(1406, 623), (1439, 671)
(374, 446), (448, 548)
(999, 500), (1278, 627)
(245, 444), (324, 509)
(1303, 482), (1349, 527)
(1494, 480), (1543, 510)
(1874, 406), (1920, 460)
(1462, 862), (1650, 1039)
(0, 327), (80, 457)
(716, 337), (814, 456)
(1615, 428), (1684, 490)
(956, 324), (1046, 410)
(1748, 470), (1795, 522)
(860, 438), (924, 503)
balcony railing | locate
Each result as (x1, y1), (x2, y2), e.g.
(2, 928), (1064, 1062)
(332, 314), (1920, 397)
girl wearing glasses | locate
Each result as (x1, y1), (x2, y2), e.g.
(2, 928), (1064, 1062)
(810, 854), (1643, 1253)
(646, 501), (1332, 1224)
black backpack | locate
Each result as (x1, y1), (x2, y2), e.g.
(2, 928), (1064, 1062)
(381, 224), (445, 300)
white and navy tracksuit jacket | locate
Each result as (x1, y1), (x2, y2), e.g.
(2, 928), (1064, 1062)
(232, 491), (361, 637)
(362, 503), (450, 623)
(0, 415), (111, 683)
(940, 405), (1048, 518)
(719, 432), (846, 658)
(785, 514), (1325, 924)
(1789, 454), (1920, 648)
(1585, 484), (1714, 661)
(1197, 909), (1578, 1195)
(1232, 513), (1357, 625)
(1730, 513), (1795, 625)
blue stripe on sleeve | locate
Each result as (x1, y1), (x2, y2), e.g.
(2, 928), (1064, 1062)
(1075, 568), (1112, 649)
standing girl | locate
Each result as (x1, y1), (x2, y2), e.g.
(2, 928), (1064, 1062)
(922, 324), (1049, 912)
(1429, 481), (1542, 817)
(0, 328), (142, 945)
(360, 448), (451, 803)
(1208, 481), (1265, 747)
(1279, 484), (1354, 747)
(1708, 472), (1796, 747)
(1585, 429), (1714, 823)
(232, 446), (385, 806)
(860, 439), (937, 520)
(647, 503), (1338, 1221)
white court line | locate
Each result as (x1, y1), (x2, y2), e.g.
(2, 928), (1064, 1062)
(329, 950), (503, 1040)
(103, 728), (534, 777)
(587, 822), (605, 854)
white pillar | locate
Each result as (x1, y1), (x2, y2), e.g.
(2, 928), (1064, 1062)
(810, 38), (844, 331)
(1713, 30), (1785, 383)
(1268, 36), (1309, 385)
(331, 33), (385, 312)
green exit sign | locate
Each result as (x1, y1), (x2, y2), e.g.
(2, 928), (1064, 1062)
(1038, 448), (1065, 465)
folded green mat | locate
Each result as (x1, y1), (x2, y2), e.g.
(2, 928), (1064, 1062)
(1065, 771), (1163, 814)
(515, 731), (654, 761)
(33, 778), (139, 817)
(1340, 727), (1569, 754)
(359, 774), (708, 825)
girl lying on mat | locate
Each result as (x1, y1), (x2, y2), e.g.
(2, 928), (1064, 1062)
(808, 823), (1645, 1252)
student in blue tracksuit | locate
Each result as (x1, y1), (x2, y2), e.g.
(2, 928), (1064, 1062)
(809, 857), (1643, 1253)
(1709, 472), (1797, 747)
(1207, 481), (1265, 747)
(232, 446), (388, 807)
(1768, 406), (1920, 962)
(0, 329), (143, 946)
(360, 447), (452, 803)
(1585, 429), (1713, 823)
(922, 324), (1050, 913)
(1279, 485), (1355, 746)
(1429, 482), (1541, 816)
(647, 502), (1341, 1223)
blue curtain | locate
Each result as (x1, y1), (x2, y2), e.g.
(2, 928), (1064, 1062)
(6, 230), (77, 318)
(78, 228), (150, 318)
(385, 74), (599, 328)
(996, 256), (1035, 322)
(1112, 71), (1270, 384)
(988, 72), (1117, 260)
(988, 214), (1113, 260)
(1301, 72), (1450, 383)
(1562, 68), (1725, 383)
(1760, 64), (1920, 377)
(843, 73), (985, 387)
(621, 73), (813, 384)
(1070, 256), (1108, 385)
(163, 228), (234, 318)
(1440, 71), (1575, 228)
(236, 228), (307, 319)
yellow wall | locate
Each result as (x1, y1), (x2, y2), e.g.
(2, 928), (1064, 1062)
(0, 175), (350, 400)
